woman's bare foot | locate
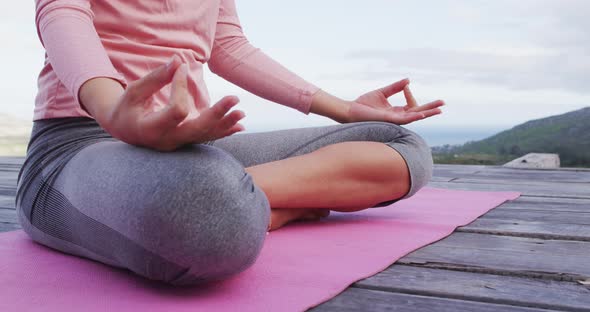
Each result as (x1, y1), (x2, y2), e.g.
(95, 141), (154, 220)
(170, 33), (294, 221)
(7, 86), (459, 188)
(268, 208), (330, 231)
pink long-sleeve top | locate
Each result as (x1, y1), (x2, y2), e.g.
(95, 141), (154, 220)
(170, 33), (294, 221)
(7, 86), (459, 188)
(33, 0), (321, 121)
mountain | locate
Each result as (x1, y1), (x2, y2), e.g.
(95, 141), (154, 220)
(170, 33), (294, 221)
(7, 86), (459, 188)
(432, 107), (590, 167)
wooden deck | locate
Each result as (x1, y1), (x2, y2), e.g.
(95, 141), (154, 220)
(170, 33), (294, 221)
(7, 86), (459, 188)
(1, 157), (589, 311)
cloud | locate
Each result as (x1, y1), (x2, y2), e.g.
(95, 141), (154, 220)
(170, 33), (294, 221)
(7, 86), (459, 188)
(441, 0), (590, 51)
(475, 0), (590, 50)
(343, 47), (590, 94)
(338, 0), (590, 94)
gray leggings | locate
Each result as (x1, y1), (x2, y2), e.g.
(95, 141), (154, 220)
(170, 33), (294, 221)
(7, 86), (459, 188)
(15, 117), (432, 286)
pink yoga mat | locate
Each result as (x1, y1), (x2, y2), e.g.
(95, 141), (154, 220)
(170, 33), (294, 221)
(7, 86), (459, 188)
(0, 187), (519, 312)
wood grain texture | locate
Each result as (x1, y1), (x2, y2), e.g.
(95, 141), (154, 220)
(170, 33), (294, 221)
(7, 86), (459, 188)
(428, 180), (590, 199)
(458, 200), (590, 240)
(311, 288), (559, 312)
(0, 222), (21, 232)
(0, 208), (17, 224)
(0, 186), (16, 197)
(400, 232), (590, 281)
(494, 196), (590, 213)
(0, 156), (25, 165)
(460, 217), (590, 241)
(0, 195), (15, 209)
(356, 265), (590, 312)
(471, 167), (590, 183)
(434, 165), (590, 183)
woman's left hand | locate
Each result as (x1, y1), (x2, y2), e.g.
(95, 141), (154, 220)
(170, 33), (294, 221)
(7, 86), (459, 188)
(347, 78), (444, 125)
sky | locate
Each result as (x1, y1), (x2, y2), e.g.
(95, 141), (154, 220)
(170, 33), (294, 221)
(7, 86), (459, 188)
(1, 0), (589, 137)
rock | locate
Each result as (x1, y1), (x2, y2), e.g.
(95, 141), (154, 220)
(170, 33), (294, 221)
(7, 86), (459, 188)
(504, 153), (560, 169)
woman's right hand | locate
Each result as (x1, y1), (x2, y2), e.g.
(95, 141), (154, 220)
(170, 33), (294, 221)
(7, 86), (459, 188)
(82, 55), (246, 152)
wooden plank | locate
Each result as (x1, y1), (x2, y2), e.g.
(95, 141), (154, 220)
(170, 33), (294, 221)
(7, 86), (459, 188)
(312, 288), (557, 312)
(0, 222), (21, 232)
(470, 167), (590, 183)
(0, 195), (15, 209)
(433, 164), (590, 173)
(433, 164), (486, 177)
(0, 208), (17, 224)
(458, 201), (590, 240)
(0, 186), (16, 197)
(428, 181), (590, 199)
(434, 164), (487, 171)
(433, 164), (487, 176)
(453, 178), (590, 188)
(475, 208), (590, 225)
(356, 265), (590, 312)
(456, 196), (590, 240)
(0, 176), (17, 188)
(0, 166), (20, 171)
(497, 196), (590, 213)
(433, 166), (590, 183)
(0, 156), (25, 165)
(496, 166), (590, 172)
(460, 219), (590, 241)
(400, 233), (590, 282)
(0, 166), (20, 172)
(431, 176), (453, 182)
(0, 166), (23, 172)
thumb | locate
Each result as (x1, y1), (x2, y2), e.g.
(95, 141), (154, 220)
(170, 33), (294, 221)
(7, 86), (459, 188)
(130, 55), (182, 102)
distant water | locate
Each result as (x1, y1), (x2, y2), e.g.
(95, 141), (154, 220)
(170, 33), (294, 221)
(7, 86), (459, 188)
(407, 126), (504, 147)
(245, 125), (505, 148)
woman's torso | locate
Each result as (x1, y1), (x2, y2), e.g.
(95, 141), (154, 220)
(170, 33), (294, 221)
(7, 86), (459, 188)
(34, 0), (222, 121)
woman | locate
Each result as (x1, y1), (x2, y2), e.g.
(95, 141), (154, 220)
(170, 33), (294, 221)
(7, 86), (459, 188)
(16, 0), (443, 286)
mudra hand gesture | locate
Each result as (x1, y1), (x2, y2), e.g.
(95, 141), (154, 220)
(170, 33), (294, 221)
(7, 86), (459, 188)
(347, 78), (444, 125)
(86, 55), (246, 152)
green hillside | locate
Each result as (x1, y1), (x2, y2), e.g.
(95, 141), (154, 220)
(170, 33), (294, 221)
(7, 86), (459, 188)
(433, 107), (590, 168)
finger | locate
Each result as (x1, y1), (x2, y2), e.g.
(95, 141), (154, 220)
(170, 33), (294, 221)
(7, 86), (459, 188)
(419, 107), (443, 119)
(168, 64), (190, 120)
(208, 111), (245, 140)
(403, 85), (418, 109)
(216, 109), (245, 132)
(137, 65), (190, 137)
(173, 107), (242, 143)
(198, 122), (244, 142)
(136, 105), (187, 146)
(408, 100), (445, 113)
(378, 78), (409, 98)
(172, 96), (241, 144)
(205, 95), (240, 120)
(390, 108), (443, 125)
(219, 123), (245, 138)
(128, 55), (182, 102)
(388, 111), (425, 125)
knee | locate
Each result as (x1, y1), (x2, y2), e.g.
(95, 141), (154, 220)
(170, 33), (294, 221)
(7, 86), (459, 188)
(130, 146), (271, 286)
(396, 128), (433, 197)
(373, 122), (433, 197)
